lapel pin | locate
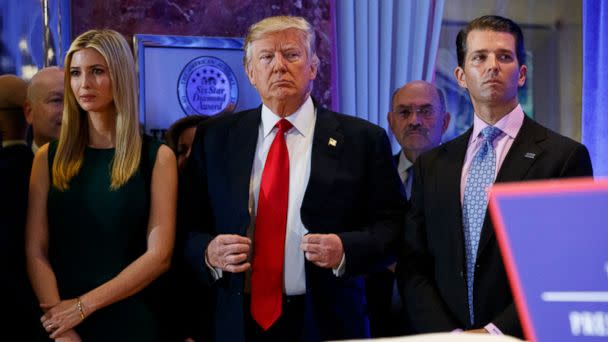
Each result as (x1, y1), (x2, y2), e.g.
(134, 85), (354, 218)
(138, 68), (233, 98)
(328, 138), (337, 147)
(524, 152), (536, 159)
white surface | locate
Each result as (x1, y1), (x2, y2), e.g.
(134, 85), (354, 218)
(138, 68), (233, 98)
(541, 291), (608, 302)
(337, 333), (524, 342)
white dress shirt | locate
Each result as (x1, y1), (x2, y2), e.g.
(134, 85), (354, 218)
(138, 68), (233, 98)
(206, 97), (346, 292)
(396, 150), (413, 185)
(32, 141), (40, 154)
(2, 139), (27, 148)
(248, 97), (316, 295)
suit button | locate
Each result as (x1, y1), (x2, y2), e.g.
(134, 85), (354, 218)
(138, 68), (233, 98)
(460, 271), (464, 277)
(236, 292), (242, 296)
(476, 264), (480, 269)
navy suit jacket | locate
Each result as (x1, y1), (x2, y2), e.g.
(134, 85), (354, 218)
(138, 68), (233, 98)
(0, 144), (32, 267)
(180, 104), (406, 342)
(396, 116), (593, 337)
(0, 144), (38, 336)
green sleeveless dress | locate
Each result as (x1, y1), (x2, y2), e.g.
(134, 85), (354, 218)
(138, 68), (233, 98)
(46, 139), (160, 341)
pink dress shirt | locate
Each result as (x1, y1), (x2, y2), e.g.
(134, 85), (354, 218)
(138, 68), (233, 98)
(458, 104), (525, 334)
(460, 105), (525, 202)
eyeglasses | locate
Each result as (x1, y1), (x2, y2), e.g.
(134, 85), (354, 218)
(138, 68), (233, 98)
(391, 105), (436, 119)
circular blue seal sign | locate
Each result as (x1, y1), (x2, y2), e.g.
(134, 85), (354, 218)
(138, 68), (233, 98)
(178, 56), (239, 115)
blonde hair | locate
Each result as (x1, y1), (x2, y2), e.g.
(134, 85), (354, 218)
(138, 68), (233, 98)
(243, 16), (320, 69)
(53, 29), (142, 190)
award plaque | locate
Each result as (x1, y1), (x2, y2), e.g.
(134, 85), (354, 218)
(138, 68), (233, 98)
(133, 34), (261, 138)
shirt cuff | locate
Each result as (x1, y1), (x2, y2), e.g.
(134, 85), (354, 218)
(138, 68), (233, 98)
(204, 250), (222, 280)
(484, 323), (503, 335)
(332, 253), (346, 277)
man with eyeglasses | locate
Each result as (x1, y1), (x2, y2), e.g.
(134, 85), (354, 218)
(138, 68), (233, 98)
(388, 80), (451, 200)
(366, 80), (450, 338)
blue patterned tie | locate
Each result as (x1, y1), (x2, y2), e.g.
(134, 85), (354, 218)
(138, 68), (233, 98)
(462, 125), (502, 325)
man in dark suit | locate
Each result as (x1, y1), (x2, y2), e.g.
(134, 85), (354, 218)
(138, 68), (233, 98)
(366, 80), (451, 337)
(396, 15), (593, 338)
(0, 74), (38, 340)
(181, 16), (405, 342)
(388, 81), (451, 200)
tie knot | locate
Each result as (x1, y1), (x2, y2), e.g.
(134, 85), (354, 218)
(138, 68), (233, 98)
(480, 126), (502, 143)
(276, 119), (293, 134)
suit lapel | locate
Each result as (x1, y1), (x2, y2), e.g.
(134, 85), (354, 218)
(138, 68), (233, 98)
(301, 107), (343, 225)
(226, 108), (261, 234)
(494, 116), (545, 183)
(477, 116), (546, 256)
(441, 128), (472, 270)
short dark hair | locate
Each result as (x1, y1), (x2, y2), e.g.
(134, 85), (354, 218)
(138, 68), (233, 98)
(165, 115), (209, 152)
(456, 15), (526, 68)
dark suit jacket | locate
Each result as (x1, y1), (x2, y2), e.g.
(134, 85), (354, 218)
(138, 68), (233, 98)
(396, 116), (593, 338)
(0, 144), (39, 339)
(0, 144), (33, 267)
(180, 105), (406, 342)
(365, 151), (410, 338)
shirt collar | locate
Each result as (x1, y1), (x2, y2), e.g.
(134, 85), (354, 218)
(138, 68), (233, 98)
(261, 96), (315, 138)
(32, 140), (40, 153)
(2, 139), (27, 148)
(397, 150), (413, 174)
(471, 104), (525, 142)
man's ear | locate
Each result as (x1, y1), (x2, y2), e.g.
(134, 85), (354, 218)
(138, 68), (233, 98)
(387, 111), (395, 131)
(518, 64), (527, 88)
(23, 100), (34, 125)
(454, 66), (467, 89)
(441, 112), (451, 134)
(309, 55), (318, 81)
(246, 63), (256, 87)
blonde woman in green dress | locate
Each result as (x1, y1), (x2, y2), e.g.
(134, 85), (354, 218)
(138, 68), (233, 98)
(26, 29), (177, 342)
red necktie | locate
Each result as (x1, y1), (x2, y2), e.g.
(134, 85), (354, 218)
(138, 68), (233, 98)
(251, 118), (293, 330)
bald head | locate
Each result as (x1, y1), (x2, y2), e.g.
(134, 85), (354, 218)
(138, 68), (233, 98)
(388, 80), (450, 162)
(25, 67), (64, 147)
(0, 74), (28, 141)
(391, 80), (447, 114)
(27, 67), (64, 101)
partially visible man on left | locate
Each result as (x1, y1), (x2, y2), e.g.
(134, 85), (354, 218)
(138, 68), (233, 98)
(0, 74), (38, 340)
(0, 73), (31, 237)
(181, 15), (406, 342)
(24, 66), (64, 153)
